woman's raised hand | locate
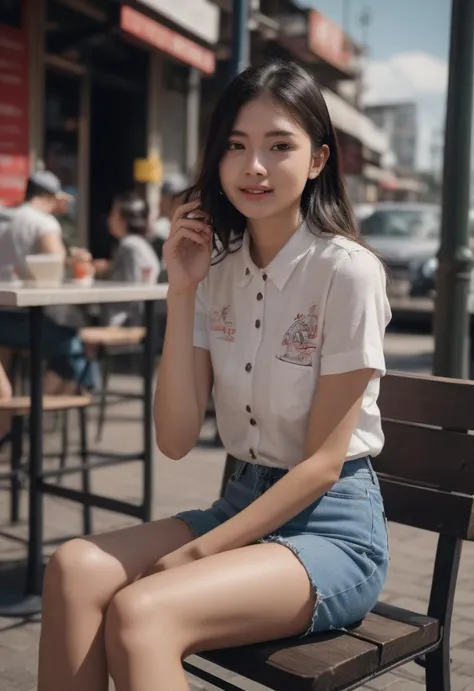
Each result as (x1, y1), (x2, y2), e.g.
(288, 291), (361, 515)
(163, 200), (213, 293)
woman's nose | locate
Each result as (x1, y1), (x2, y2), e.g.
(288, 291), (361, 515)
(244, 152), (267, 176)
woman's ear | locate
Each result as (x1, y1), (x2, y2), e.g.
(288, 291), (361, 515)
(308, 145), (330, 180)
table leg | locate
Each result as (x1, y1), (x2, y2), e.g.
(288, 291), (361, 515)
(0, 306), (44, 616)
(142, 300), (157, 522)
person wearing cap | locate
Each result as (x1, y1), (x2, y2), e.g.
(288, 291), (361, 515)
(0, 172), (96, 421)
(151, 173), (190, 263)
(0, 171), (68, 277)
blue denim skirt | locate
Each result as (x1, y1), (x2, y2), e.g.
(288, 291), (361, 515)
(175, 456), (389, 636)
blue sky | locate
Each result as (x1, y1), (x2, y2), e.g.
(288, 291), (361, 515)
(297, 0), (453, 169)
(297, 0), (451, 61)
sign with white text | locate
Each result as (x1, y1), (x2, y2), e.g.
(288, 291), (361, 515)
(136, 0), (219, 44)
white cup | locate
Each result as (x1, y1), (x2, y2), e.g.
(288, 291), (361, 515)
(25, 254), (64, 286)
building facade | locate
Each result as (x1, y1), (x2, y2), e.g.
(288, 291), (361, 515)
(0, 0), (219, 257)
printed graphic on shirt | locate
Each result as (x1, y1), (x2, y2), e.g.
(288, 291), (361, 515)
(276, 304), (318, 366)
(209, 305), (236, 342)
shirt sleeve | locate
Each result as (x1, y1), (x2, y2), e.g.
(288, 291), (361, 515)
(194, 281), (210, 350)
(320, 250), (391, 378)
(41, 216), (62, 236)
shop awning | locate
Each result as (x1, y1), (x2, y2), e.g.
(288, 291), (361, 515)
(321, 89), (388, 155)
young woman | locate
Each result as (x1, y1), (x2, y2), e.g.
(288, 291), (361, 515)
(94, 191), (160, 326)
(38, 61), (391, 691)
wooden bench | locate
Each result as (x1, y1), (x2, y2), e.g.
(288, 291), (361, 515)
(184, 371), (474, 691)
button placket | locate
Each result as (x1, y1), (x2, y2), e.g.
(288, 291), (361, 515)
(244, 275), (266, 462)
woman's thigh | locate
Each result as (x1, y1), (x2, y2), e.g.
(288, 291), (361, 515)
(109, 541), (314, 654)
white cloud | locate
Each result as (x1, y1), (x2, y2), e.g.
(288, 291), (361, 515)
(362, 52), (448, 170)
(364, 52), (448, 105)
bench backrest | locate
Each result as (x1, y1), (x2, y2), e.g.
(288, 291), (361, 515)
(374, 371), (474, 541)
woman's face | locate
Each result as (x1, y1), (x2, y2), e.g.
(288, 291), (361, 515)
(219, 96), (326, 223)
(107, 203), (126, 239)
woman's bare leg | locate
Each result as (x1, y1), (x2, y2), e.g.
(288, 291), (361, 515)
(37, 518), (193, 691)
(105, 542), (314, 691)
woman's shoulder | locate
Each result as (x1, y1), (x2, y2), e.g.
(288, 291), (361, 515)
(312, 231), (383, 273)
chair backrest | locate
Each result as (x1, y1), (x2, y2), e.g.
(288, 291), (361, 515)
(374, 371), (474, 540)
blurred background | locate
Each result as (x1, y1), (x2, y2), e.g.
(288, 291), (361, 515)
(0, 0), (473, 368)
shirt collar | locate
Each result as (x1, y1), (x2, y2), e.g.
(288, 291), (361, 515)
(238, 222), (316, 290)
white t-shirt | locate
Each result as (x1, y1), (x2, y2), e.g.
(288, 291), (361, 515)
(194, 224), (392, 469)
(0, 203), (62, 279)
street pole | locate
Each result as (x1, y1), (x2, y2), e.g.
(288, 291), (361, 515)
(230, 0), (250, 77)
(219, 0), (250, 496)
(433, 0), (474, 379)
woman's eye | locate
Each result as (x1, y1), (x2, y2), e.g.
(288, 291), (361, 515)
(272, 143), (292, 151)
(227, 141), (244, 150)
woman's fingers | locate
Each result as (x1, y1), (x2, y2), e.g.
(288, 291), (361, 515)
(172, 199), (202, 222)
(170, 218), (211, 238)
(169, 226), (210, 248)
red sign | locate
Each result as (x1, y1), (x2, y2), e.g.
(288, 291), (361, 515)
(309, 11), (354, 74)
(0, 0), (29, 206)
(120, 5), (215, 74)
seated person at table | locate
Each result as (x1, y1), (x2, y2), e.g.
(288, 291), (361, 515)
(0, 171), (96, 401)
(150, 172), (190, 263)
(94, 191), (160, 326)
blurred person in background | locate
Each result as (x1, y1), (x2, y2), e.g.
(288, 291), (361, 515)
(0, 172), (96, 442)
(151, 172), (190, 264)
(93, 191), (160, 326)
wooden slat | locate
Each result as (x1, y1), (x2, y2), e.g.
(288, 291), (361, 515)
(373, 421), (474, 494)
(0, 395), (92, 414)
(346, 608), (439, 666)
(80, 326), (145, 346)
(380, 478), (474, 539)
(380, 371), (474, 430)
(202, 631), (379, 691)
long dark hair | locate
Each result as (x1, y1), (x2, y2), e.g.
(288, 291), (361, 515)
(190, 60), (361, 256)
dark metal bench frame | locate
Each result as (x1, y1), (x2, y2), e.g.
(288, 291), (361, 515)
(184, 371), (474, 691)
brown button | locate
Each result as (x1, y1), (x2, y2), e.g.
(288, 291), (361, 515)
(245, 362), (252, 372)
(255, 319), (261, 328)
(245, 268), (250, 275)
(250, 418), (256, 426)
(249, 448), (256, 460)
(262, 273), (268, 281)
(246, 405), (251, 413)
(257, 292), (263, 301)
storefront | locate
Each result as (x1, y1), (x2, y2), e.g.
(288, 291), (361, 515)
(0, 0), (219, 256)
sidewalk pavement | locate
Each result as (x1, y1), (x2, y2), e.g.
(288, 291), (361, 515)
(0, 373), (472, 691)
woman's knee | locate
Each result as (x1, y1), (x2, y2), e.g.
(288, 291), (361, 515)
(105, 581), (180, 659)
(44, 538), (122, 607)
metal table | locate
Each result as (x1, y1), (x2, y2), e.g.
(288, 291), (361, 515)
(0, 281), (168, 616)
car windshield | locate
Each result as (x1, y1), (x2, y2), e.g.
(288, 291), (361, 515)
(360, 208), (440, 238)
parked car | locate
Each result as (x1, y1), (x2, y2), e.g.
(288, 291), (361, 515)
(355, 202), (441, 300)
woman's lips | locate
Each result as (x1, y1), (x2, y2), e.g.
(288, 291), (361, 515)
(239, 187), (274, 200)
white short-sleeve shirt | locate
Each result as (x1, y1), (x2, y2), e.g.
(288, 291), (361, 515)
(194, 224), (392, 469)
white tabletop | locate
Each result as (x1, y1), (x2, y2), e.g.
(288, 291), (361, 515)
(0, 281), (168, 308)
